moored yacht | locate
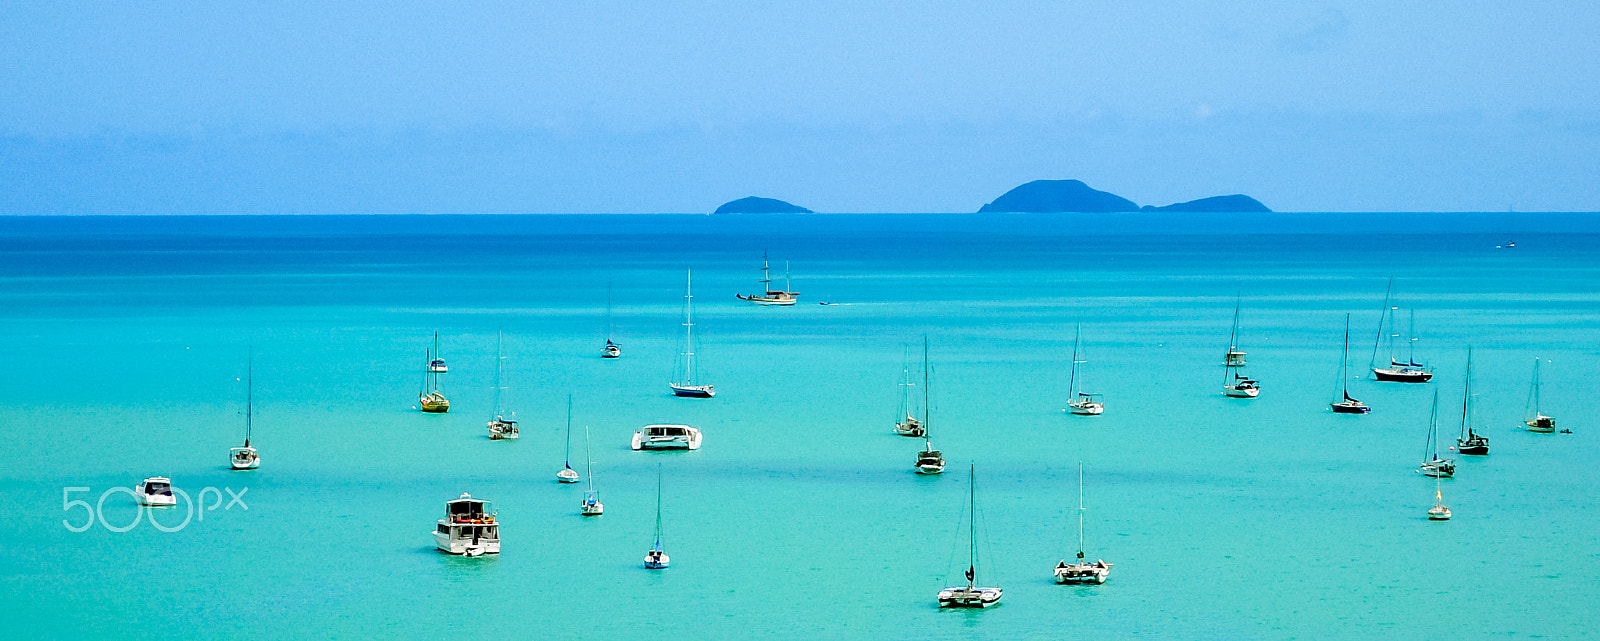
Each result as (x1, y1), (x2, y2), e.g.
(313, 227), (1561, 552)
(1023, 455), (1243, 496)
(938, 464), (1002, 608)
(1419, 390), (1456, 478)
(735, 251), (799, 305)
(1064, 324), (1104, 415)
(558, 396), (580, 482)
(433, 493), (500, 556)
(894, 340), (928, 437)
(1331, 315), (1370, 413)
(428, 332), (448, 373)
(1055, 462), (1113, 584)
(1455, 347), (1488, 455)
(1524, 358), (1557, 433)
(137, 476), (176, 507)
(631, 424), (702, 450)
(487, 331), (519, 440)
(670, 270), (715, 398)
(581, 426), (603, 515)
(230, 348), (260, 470)
(418, 347), (449, 413)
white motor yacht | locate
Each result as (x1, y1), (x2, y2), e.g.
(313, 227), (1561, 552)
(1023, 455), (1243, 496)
(137, 477), (176, 507)
(631, 424), (702, 450)
(433, 493), (500, 556)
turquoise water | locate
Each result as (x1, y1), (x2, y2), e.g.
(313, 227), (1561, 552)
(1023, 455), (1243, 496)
(1, 213), (1596, 639)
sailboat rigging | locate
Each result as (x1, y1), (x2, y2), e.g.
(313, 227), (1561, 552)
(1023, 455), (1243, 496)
(913, 336), (945, 474)
(1524, 358), (1557, 432)
(1419, 389), (1456, 477)
(1331, 314), (1370, 414)
(557, 395), (579, 482)
(1065, 323), (1104, 415)
(1456, 347), (1487, 455)
(418, 340), (450, 413)
(581, 426), (603, 515)
(736, 250), (799, 305)
(644, 465), (670, 569)
(230, 347), (260, 470)
(1055, 462), (1112, 584)
(602, 280), (621, 358)
(895, 341), (926, 437)
(1222, 298), (1260, 398)
(670, 269), (715, 398)
(1372, 306), (1433, 382)
(938, 463), (1002, 608)
(488, 331), (519, 440)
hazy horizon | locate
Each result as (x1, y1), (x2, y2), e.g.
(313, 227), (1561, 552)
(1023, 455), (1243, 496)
(4, 2), (1597, 214)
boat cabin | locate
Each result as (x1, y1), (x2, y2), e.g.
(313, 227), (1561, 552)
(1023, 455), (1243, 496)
(434, 493), (500, 555)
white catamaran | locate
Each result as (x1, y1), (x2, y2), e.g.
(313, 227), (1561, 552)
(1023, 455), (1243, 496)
(1055, 462), (1112, 584)
(938, 463), (1002, 608)
(1065, 324), (1104, 415)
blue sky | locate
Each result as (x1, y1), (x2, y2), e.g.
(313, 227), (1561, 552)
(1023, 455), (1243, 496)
(2, 1), (1596, 213)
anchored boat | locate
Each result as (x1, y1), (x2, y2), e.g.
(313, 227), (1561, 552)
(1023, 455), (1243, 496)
(735, 250), (799, 305)
(670, 270), (715, 398)
(230, 347), (261, 470)
(433, 493), (500, 556)
(937, 464), (1002, 608)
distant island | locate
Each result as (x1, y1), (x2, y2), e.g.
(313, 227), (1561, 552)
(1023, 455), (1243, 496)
(713, 196), (813, 214)
(977, 179), (1270, 213)
(1141, 195), (1270, 213)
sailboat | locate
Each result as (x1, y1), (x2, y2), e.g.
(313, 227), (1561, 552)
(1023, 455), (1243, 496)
(938, 463), (1002, 608)
(644, 466), (670, 569)
(1524, 358), (1557, 432)
(1222, 299), (1260, 398)
(1330, 314), (1370, 414)
(670, 269), (715, 398)
(1065, 324), (1104, 415)
(602, 281), (621, 359)
(487, 331), (519, 440)
(1419, 389), (1456, 477)
(557, 396), (580, 483)
(1055, 462), (1112, 584)
(230, 347), (261, 470)
(581, 426), (603, 515)
(1456, 347), (1488, 455)
(1428, 474), (1452, 520)
(428, 331), (448, 373)
(1372, 303), (1433, 382)
(418, 346), (450, 413)
(913, 337), (945, 474)
(894, 341), (926, 437)
(735, 250), (798, 305)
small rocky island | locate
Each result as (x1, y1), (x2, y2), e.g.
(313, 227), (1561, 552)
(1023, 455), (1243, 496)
(977, 179), (1270, 213)
(713, 196), (813, 214)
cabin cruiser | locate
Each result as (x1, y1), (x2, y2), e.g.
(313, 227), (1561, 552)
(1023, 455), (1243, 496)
(631, 424), (702, 450)
(137, 477), (176, 507)
(433, 493), (500, 556)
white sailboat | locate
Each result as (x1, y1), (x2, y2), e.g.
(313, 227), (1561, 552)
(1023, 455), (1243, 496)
(1065, 324), (1104, 415)
(644, 466), (670, 569)
(1419, 389), (1456, 478)
(428, 331), (448, 373)
(913, 336), (944, 474)
(670, 269), (715, 398)
(894, 341), (926, 437)
(1427, 474), (1452, 521)
(1055, 462), (1112, 584)
(581, 426), (603, 515)
(937, 463), (1002, 608)
(602, 280), (621, 358)
(230, 347), (261, 470)
(1222, 299), (1260, 398)
(736, 250), (799, 305)
(557, 396), (580, 482)
(1524, 358), (1557, 432)
(487, 331), (519, 440)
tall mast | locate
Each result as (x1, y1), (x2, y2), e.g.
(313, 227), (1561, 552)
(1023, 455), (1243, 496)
(245, 346), (253, 447)
(1229, 296), (1242, 354)
(1369, 278), (1393, 371)
(1069, 323), (1082, 397)
(760, 251), (771, 289)
(1341, 315), (1352, 400)
(423, 348), (431, 394)
(564, 395), (573, 468)
(967, 463), (978, 588)
(1459, 347), (1473, 440)
(1077, 461), (1086, 562)
(922, 335), (931, 445)
(683, 270), (695, 385)
(654, 464), (664, 548)
(492, 330), (504, 417)
(1533, 358), (1542, 414)
(605, 280), (614, 343)
(585, 426), (594, 492)
(1426, 389), (1439, 460)
(1408, 310), (1418, 366)
(785, 261), (791, 293)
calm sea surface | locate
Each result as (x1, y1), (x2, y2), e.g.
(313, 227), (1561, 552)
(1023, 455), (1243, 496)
(1, 213), (1596, 639)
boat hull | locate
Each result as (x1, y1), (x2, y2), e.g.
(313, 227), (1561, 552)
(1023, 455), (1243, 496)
(644, 551), (670, 569)
(602, 347), (621, 358)
(1054, 562), (1112, 584)
(1223, 385), (1260, 398)
(670, 384), (715, 398)
(582, 504), (604, 516)
(937, 587), (1002, 608)
(1373, 368), (1433, 382)
(230, 447), (260, 470)
(1067, 402), (1104, 415)
(1526, 416), (1556, 433)
(557, 468), (580, 483)
(419, 393), (450, 413)
(1330, 401), (1370, 414)
(736, 293), (798, 305)
(433, 531), (501, 555)
(1428, 507), (1451, 520)
(894, 418), (925, 437)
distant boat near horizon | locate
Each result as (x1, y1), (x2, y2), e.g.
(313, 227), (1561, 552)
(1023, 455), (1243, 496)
(735, 250), (799, 305)
(602, 280), (621, 358)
